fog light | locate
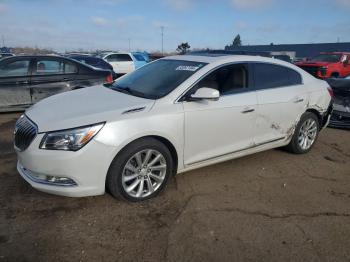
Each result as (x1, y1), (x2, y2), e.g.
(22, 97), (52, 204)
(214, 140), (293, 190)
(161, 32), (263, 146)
(21, 166), (77, 187)
(45, 176), (77, 186)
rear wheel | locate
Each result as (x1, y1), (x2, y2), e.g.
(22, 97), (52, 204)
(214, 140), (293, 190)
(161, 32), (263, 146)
(330, 72), (339, 78)
(285, 112), (320, 154)
(106, 138), (173, 201)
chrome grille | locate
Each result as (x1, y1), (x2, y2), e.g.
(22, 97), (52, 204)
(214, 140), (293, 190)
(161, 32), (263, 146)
(14, 115), (37, 151)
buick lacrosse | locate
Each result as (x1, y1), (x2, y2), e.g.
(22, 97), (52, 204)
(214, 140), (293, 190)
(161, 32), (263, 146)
(15, 54), (333, 201)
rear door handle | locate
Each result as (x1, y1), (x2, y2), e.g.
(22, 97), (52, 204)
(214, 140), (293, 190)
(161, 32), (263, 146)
(17, 81), (29, 85)
(294, 97), (304, 103)
(241, 107), (255, 114)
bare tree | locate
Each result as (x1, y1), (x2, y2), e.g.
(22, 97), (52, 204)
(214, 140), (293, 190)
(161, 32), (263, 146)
(176, 42), (191, 55)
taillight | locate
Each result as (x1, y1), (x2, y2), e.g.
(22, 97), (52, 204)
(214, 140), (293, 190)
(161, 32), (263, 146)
(327, 86), (334, 98)
(106, 73), (113, 84)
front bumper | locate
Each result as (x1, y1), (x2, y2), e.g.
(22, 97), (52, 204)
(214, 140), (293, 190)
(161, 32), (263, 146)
(329, 110), (350, 129)
(16, 133), (117, 197)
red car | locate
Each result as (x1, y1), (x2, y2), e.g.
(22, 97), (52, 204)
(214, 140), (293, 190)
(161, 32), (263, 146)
(296, 52), (350, 79)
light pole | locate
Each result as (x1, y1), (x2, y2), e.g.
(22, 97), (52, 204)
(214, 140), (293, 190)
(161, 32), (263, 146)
(128, 38), (131, 52)
(161, 26), (164, 55)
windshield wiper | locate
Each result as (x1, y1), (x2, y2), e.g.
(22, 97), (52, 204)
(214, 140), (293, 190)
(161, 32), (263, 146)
(110, 85), (150, 99)
(116, 86), (133, 94)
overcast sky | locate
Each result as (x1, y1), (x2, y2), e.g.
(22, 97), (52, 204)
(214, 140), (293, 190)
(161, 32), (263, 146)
(0, 0), (349, 52)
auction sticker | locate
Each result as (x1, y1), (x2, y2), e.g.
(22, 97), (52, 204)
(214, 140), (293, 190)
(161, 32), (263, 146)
(175, 65), (200, 71)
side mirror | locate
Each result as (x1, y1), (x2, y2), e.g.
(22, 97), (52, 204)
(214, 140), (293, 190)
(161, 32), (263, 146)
(190, 87), (220, 101)
(343, 60), (349, 67)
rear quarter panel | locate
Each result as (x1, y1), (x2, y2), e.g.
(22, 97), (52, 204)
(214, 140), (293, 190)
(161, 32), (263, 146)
(74, 66), (108, 88)
(304, 77), (332, 117)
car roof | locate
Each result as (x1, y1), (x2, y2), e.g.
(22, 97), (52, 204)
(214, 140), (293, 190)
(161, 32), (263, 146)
(0, 55), (100, 69)
(69, 54), (100, 58)
(163, 54), (310, 79)
(103, 52), (131, 56)
(163, 54), (290, 65)
(1, 54), (62, 59)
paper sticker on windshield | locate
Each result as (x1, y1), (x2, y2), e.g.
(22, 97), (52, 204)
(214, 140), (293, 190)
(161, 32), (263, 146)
(175, 65), (200, 72)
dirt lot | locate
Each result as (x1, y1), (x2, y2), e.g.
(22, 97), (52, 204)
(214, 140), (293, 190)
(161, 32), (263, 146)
(0, 113), (350, 262)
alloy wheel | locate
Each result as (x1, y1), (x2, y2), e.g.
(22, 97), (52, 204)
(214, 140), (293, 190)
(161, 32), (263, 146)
(121, 149), (167, 199)
(298, 118), (318, 150)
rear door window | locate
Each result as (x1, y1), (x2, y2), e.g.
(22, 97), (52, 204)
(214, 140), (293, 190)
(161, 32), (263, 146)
(105, 55), (118, 62)
(253, 63), (302, 89)
(34, 59), (77, 75)
(105, 54), (133, 62)
(116, 54), (133, 62)
(287, 68), (303, 85)
(65, 62), (78, 74)
(0, 59), (30, 77)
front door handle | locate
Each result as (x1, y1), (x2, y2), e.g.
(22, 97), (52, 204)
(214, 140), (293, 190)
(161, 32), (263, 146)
(241, 107), (255, 114)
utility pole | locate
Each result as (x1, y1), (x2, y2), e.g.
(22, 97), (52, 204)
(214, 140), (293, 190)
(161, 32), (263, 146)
(128, 38), (131, 52)
(1, 35), (5, 47)
(161, 26), (164, 55)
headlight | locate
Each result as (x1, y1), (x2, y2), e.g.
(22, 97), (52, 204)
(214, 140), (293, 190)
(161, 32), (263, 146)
(40, 123), (104, 151)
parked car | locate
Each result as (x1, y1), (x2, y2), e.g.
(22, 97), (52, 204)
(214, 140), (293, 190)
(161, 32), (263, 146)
(0, 53), (15, 59)
(100, 52), (147, 76)
(272, 55), (292, 63)
(133, 52), (150, 63)
(0, 55), (113, 112)
(292, 57), (306, 63)
(15, 55), (332, 201)
(295, 52), (350, 79)
(327, 75), (350, 128)
(67, 54), (117, 79)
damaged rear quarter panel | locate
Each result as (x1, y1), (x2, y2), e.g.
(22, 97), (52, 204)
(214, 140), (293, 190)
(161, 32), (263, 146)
(307, 80), (332, 114)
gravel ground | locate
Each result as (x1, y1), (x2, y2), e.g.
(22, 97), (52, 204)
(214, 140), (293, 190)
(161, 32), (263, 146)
(1, 112), (350, 262)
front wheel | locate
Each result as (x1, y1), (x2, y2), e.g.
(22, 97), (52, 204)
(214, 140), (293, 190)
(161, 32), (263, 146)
(285, 112), (320, 154)
(106, 138), (173, 201)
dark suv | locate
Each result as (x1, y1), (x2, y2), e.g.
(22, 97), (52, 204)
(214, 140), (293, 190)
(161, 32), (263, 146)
(0, 55), (113, 112)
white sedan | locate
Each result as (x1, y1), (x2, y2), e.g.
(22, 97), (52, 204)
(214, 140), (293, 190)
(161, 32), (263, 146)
(15, 54), (333, 201)
(100, 52), (147, 76)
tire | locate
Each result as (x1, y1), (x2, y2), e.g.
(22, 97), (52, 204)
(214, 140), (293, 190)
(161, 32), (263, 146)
(284, 112), (320, 154)
(106, 138), (173, 202)
(330, 72), (339, 78)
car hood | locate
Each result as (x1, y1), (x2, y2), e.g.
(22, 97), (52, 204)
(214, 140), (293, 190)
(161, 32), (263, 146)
(26, 85), (155, 132)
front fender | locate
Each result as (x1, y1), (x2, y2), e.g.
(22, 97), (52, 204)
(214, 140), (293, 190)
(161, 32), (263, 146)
(94, 112), (185, 172)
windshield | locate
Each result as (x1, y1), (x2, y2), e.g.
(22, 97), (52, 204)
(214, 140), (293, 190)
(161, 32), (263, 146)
(107, 59), (207, 99)
(310, 54), (342, 63)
